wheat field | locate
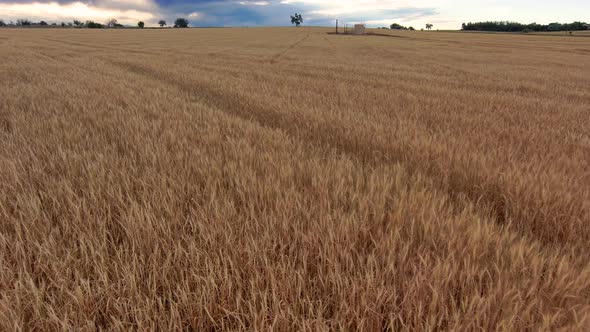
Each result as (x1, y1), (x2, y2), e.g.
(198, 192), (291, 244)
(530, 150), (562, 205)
(1, 27), (589, 330)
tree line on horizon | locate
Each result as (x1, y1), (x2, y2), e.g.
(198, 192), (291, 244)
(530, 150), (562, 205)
(0, 18), (190, 28)
(377, 23), (434, 31)
(2, 17), (589, 32)
(462, 21), (589, 32)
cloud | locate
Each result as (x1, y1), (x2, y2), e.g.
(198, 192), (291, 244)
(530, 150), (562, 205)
(0, 0), (446, 27)
(0, 1), (156, 24)
(169, 0), (441, 27)
(1, 0), (589, 28)
(280, 0), (439, 16)
(239, 1), (270, 6)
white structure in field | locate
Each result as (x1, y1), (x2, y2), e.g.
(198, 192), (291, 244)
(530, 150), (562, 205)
(354, 24), (366, 35)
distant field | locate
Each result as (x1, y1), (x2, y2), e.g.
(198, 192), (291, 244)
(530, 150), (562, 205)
(529, 30), (590, 36)
(1, 27), (589, 330)
(368, 27), (590, 37)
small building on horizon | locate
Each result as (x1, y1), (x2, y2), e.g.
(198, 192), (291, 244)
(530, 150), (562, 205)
(354, 24), (366, 35)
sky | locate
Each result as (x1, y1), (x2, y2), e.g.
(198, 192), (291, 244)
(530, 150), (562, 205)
(0, 0), (588, 29)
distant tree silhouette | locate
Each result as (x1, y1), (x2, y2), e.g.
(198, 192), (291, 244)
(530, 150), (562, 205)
(73, 20), (82, 27)
(159, 20), (166, 27)
(0, 20), (6, 27)
(85, 21), (104, 28)
(291, 13), (303, 26)
(547, 23), (562, 31)
(138, 21), (145, 28)
(426, 23), (433, 30)
(106, 18), (118, 28)
(461, 21), (589, 32)
(39, 21), (48, 26)
(390, 23), (407, 30)
(16, 19), (32, 26)
(174, 18), (189, 28)
(61, 22), (66, 27)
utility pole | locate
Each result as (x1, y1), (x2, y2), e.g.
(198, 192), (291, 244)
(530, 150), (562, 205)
(336, 19), (338, 34)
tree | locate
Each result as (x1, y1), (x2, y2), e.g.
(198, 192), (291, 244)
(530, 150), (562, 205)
(158, 20), (166, 27)
(408, 26), (415, 31)
(426, 23), (433, 30)
(291, 13), (303, 27)
(562, 21), (586, 31)
(390, 23), (407, 30)
(0, 20), (6, 27)
(461, 21), (588, 32)
(174, 18), (189, 28)
(106, 18), (118, 28)
(73, 20), (82, 27)
(39, 21), (48, 26)
(86, 21), (104, 28)
(16, 19), (32, 26)
(547, 22), (562, 31)
(61, 22), (66, 27)
(138, 21), (145, 28)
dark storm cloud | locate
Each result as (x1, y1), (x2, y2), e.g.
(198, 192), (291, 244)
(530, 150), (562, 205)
(0, 0), (440, 27)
